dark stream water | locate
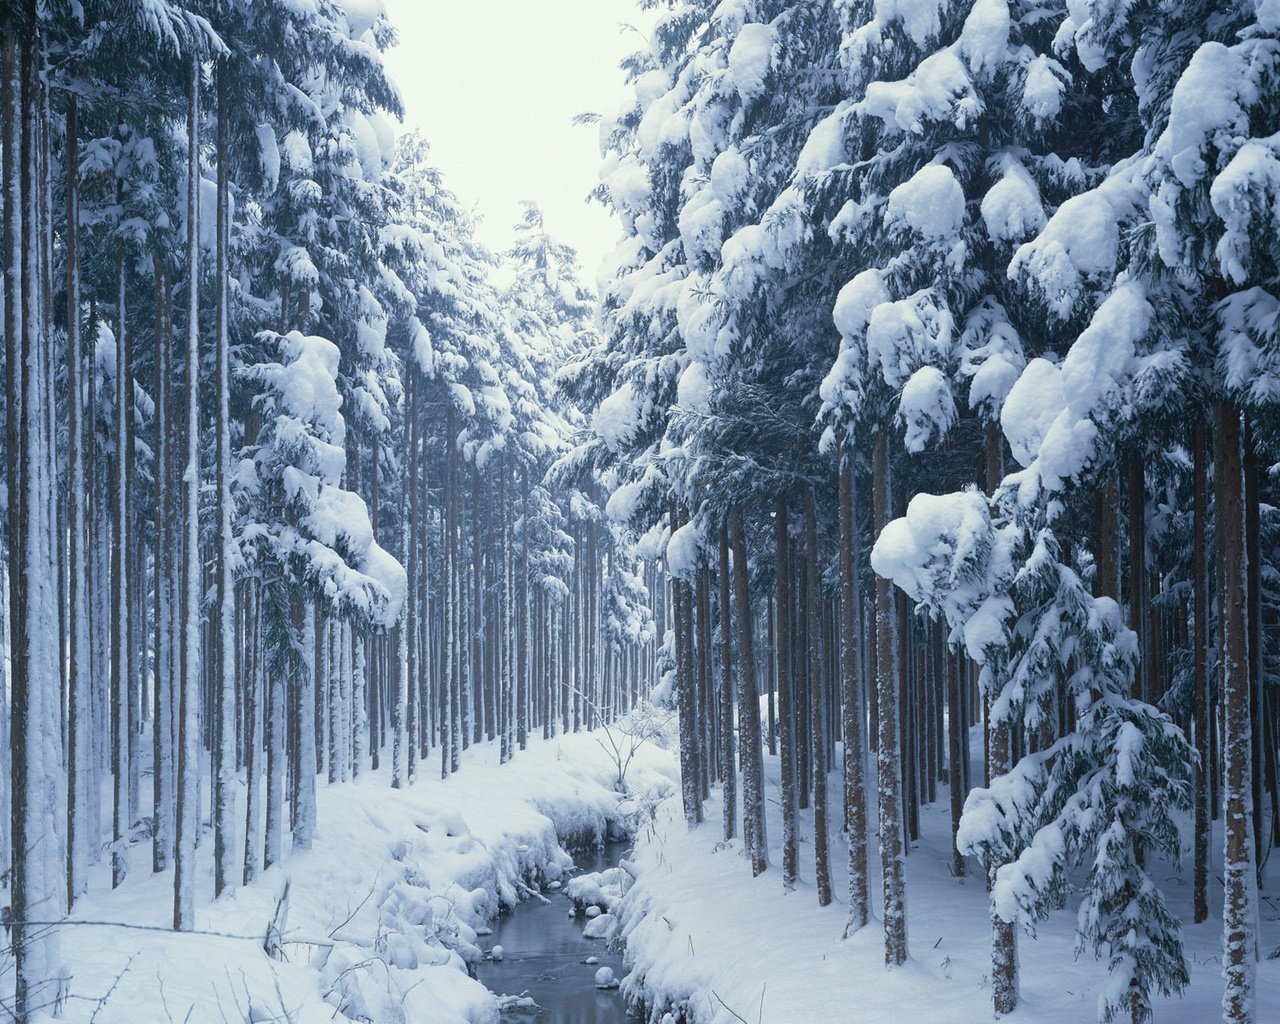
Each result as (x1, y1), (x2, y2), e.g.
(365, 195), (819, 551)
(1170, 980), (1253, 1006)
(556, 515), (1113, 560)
(478, 845), (634, 1023)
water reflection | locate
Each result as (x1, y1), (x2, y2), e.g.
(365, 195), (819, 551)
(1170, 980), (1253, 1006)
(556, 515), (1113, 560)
(479, 846), (634, 1023)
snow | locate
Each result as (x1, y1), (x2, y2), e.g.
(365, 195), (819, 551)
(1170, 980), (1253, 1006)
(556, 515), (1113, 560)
(709, 148), (749, 202)
(255, 124), (281, 192)
(50, 724), (677, 1024)
(281, 129), (313, 175)
(861, 50), (979, 135)
(959, 0), (1011, 75)
(616, 735), (1280, 1024)
(1023, 281), (1152, 492)
(885, 164), (966, 240)
(594, 965), (619, 989)
(1208, 140), (1280, 284)
(676, 359), (713, 414)
(1001, 356), (1065, 468)
(899, 365), (957, 452)
(833, 269), (890, 342)
(866, 290), (955, 389)
(1010, 161), (1143, 317)
(592, 380), (647, 454)
(1022, 54), (1068, 123)
(874, 0), (948, 48)
(666, 520), (702, 580)
(1153, 42), (1250, 190)
(727, 22), (774, 101)
(981, 158), (1045, 243)
(795, 103), (850, 176)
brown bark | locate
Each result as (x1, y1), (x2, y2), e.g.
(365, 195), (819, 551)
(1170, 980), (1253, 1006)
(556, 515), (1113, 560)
(838, 442), (870, 928)
(873, 432), (907, 966)
(806, 486), (832, 906)
(1193, 420), (1209, 923)
(1214, 399), (1254, 1024)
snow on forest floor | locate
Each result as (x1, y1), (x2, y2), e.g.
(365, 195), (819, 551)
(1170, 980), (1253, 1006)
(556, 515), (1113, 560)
(49, 723), (678, 1024)
(619, 728), (1280, 1024)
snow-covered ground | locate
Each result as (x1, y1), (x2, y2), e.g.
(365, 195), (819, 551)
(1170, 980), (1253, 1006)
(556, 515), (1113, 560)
(618, 727), (1280, 1024)
(53, 723), (677, 1024)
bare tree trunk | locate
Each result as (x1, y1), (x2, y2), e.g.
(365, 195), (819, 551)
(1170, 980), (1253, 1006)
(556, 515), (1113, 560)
(806, 486), (832, 906)
(718, 521), (736, 842)
(984, 423), (1015, 1010)
(1215, 400), (1255, 1024)
(775, 493), (799, 886)
(212, 60), (237, 899)
(243, 582), (262, 883)
(873, 431), (907, 966)
(519, 468), (529, 750)
(838, 441), (869, 929)
(1193, 420), (1209, 923)
(731, 508), (767, 875)
(111, 250), (130, 890)
(671, 502), (702, 827)
(174, 56), (202, 932)
(66, 89), (91, 907)
(293, 599), (317, 851)
(1243, 423), (1264, 876)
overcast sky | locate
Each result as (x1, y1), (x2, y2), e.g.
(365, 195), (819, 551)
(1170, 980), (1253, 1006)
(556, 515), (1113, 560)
(381, 0), (648, 289)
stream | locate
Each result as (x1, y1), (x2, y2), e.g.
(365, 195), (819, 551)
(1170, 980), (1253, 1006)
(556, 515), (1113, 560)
(479, 844), (635, 1023)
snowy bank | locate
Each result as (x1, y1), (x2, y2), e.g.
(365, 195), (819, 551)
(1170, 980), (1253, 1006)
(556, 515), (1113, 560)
(54, 725), (677, 1024)
(617, 734), (1279, 1024)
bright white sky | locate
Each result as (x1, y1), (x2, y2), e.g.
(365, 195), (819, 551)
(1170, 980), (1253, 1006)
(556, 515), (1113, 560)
(381, 0), (649, 289)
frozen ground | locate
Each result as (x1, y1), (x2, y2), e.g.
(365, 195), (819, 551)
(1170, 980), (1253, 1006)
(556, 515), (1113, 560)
(618, 725), (1280, 1024)
(48, 721), (677, 1024)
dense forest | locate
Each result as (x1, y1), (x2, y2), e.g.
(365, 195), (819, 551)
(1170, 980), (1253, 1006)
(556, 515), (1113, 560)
(1, 1), (1278, 1023)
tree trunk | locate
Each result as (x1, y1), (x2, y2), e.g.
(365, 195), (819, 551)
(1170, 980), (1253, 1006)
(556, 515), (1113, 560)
(175, 56), (201, 932)
(66, 89), (91, 907)
(731, 507), (767, 876)
(672, 502), (702, 827)
(212, 60), (237, 899)
(775, 493), (799, 887)
(718, 521), (736, 842)
(1215, 399), (1255, 1024)
(806, 486), (832, 906)
(985, 423), (1016, 1011)
(838, 441), (869, 929)
(873, 431), (907, 966)
(1193, 420), (1209, 923)
(111, 250), (130, 890)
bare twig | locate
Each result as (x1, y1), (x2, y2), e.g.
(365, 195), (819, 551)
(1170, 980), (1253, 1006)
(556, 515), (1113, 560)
(88, 953), (138, 1024)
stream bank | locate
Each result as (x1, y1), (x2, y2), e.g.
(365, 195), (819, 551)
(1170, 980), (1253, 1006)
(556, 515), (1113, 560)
(479, 843), (636, 1023)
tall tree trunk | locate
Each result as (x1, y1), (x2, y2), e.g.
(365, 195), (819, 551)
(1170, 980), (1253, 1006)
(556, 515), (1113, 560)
(1215, 399), (1255, 1024)
(111, 250), (130, 890)
(174, 56), (202, 932)
(984, 423), (1015, 1010)
(671, 503), (702, 828)
(873, 431), (908, 966)
(838, 441), (869, 930)
(243, 582), (262, 883)
(519, 467), (530, 750)
(775, 493), (799, 886)
(1243, 423), (1264, 876)
(1193, 420), (1209, 923)
(66, 89), (91, 907)
(806, 486), (832, 906)
(8, 20), (65, 1008)
(1127, 459), (1147, 703)
(731, 507), (767, 875)
(293, 599), (317, 851)
(718, 521), (736, 842)
(212, 61), (237, 899)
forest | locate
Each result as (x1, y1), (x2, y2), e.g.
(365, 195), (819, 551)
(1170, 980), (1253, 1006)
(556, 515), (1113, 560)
(0, 1), (1277, 1024)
